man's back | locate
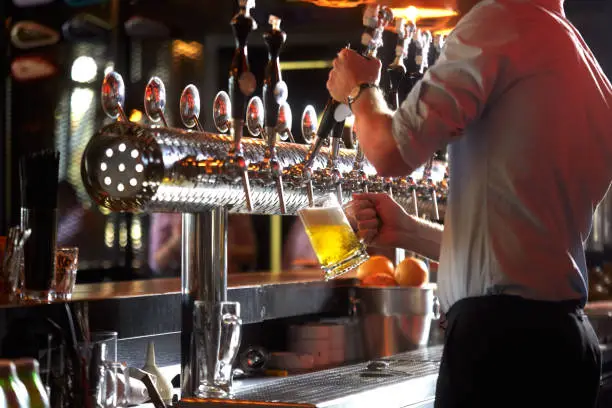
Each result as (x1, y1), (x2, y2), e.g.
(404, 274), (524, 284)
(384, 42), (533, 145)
(438, 0), (612, 310)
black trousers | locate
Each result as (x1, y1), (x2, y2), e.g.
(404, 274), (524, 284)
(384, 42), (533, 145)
(434, 295), (601, 408)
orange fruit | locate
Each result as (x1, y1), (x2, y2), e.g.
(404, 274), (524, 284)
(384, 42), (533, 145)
(395, 257), (429, 287)
(362, 272), (398, 287)
(357, 255), (395, 280)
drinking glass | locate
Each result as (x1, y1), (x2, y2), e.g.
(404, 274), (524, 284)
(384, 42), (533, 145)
(53, 247), (78, 300)
(194, 301), (242, 398)
(298, 193), (369, 279)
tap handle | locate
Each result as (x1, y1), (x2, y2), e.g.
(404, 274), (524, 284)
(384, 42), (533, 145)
(144, 76), (168, 127)
(229, 0), (257, 123)
(419, 31), (433, 74)
(386, 19), (414, 110)
(317, 7), (393, 140)
(263, 15), (288, 131)
(101, 71), (128, 122)
(359, 5), (393, 58)
(316, 98), (349, 141)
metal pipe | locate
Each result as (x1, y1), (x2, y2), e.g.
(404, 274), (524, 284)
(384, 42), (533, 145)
(180, 208), (228, 398)
(80, 122), (446, 216)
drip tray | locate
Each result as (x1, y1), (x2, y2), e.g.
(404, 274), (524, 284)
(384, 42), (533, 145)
(180, 346), (442, 408)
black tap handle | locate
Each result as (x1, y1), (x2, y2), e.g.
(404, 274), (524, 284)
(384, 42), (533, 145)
(386, 19), (413, 110)
(316, 6), (393, 140)
(316, 98), (342, 140)
(386, 67), (405, 110)
(263, 16), (287, 130)
(229, 2), (257, 121)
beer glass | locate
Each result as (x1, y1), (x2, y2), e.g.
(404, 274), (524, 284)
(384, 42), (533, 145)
(298, 193), (369, 279)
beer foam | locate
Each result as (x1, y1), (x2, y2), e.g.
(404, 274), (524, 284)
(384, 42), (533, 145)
(299, 206), (348, 227)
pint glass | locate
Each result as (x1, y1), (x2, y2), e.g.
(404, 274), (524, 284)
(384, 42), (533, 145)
(298, 194), (369, 279)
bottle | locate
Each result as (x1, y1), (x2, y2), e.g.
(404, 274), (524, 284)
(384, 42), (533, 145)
(14, 359), (49, 408)
(0, 361), (29, 408)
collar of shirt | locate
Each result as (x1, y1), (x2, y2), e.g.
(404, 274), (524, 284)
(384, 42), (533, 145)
(510, 0), (564, 14)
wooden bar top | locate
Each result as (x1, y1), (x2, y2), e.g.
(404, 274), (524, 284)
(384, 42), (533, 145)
(73, 269), (331, 301)
(0, 269), (354, 308)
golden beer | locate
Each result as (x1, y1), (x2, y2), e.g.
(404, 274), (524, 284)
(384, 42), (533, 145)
(298, 195), (369, 279)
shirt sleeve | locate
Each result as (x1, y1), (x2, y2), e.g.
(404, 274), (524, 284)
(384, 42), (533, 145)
(391, 2), (520, 169)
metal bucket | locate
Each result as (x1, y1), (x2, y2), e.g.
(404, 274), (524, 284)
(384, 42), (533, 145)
(354, 284), (441, 360)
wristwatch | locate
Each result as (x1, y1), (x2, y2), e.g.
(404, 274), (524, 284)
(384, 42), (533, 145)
(347, 83), (378, 109)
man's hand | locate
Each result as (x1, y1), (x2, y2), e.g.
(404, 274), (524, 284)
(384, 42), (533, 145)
(344, 193), (411, 248)
(344, 193), (444, 260)
(326, 48), (382, 103)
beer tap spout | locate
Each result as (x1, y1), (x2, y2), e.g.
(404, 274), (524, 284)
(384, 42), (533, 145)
(345, 124), (369, 194)
(284, 105), (319, 206)
(313, 121), (344, 203)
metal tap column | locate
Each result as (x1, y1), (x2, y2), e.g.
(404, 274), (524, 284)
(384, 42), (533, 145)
(180, 209), (228, 398)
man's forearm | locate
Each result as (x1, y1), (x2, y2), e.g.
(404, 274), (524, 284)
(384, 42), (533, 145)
(398, 216), (444, 261)
(352, 88), (413, 177)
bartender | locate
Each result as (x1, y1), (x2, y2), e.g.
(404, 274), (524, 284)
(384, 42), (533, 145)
(329, 0), (610, 406)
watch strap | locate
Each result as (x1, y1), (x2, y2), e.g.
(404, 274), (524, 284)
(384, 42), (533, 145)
(348, 83), (378, 109)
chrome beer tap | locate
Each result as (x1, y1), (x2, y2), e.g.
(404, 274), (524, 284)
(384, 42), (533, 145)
(180, 84), (204, 131)
(285, 5), (392, 206)
(223, 0), (258, 212)
(144, 76), (169, 127)
(101, 71), (128, 122)
(245, 15), (290, 213)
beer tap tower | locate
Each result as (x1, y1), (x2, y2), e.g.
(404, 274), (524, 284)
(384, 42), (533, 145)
(81, 1), (450, 402)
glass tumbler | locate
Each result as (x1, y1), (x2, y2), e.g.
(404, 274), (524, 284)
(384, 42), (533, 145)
(53, 247), (79, 300)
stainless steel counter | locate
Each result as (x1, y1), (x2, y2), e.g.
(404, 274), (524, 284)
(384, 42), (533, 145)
(180, 346), (442, 408)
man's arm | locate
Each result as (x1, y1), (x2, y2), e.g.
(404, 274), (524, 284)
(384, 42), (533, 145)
(398, 216), (444, 261)
(351, 88), (411, 176)
(346, 6), (519, 177)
